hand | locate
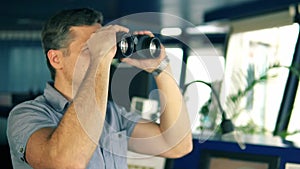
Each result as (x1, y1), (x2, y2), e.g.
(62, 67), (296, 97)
(86, 25), (129, 63)
(121, 30), (167, 73)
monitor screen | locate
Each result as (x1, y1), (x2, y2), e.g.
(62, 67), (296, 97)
(165, 47), (184, 86)
(200, 149), (279, 169)
(210, 157), (268, 169)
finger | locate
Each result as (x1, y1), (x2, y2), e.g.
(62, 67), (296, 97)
(112, 25), (130, 33)
(143, 30), (154, 37)
(133, 30), (154, 37)
(104, 24), (129, 33)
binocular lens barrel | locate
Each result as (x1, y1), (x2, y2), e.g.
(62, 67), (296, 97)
(117, 33), (134, 58)
(116, 32), (161, 59)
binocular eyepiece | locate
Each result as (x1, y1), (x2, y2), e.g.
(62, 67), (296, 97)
(116, 32), (161, 59)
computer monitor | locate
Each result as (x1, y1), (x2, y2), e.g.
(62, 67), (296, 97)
(199, 149), (279, 169)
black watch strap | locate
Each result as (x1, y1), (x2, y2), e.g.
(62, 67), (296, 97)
(152, 56), (170, 77)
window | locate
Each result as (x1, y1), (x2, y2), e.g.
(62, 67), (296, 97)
(220, 23), (299, 134)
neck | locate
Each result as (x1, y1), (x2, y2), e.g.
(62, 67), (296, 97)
(54, 78), (75, 101)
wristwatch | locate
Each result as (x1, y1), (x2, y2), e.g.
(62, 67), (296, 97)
(152, 56), (170, 77)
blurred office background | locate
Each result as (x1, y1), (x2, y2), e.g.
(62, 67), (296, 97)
(1, 0), (300, 169)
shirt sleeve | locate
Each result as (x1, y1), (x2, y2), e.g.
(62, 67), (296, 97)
(6, 101), (56, 163)
(109, 102), (142, 138)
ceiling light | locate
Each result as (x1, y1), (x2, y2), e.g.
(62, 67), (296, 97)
(160, 27), (182, 36)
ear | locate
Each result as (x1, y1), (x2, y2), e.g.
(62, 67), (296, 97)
(47, 49), (63, 70)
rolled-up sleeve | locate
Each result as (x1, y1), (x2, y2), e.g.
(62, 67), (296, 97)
(110, 102), (142, 138)
(7, 102), (56, 164)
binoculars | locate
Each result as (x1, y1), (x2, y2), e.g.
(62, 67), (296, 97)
(116, 32), (161, 59)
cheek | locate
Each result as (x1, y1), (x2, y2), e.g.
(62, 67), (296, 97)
(73, 49), (91, 83)
(79, 50), (90, 73)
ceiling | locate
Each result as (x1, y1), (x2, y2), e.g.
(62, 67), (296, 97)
(1, 0), (262, 31)
(0, 0), (161, 30)
(5, 0), (297, 43)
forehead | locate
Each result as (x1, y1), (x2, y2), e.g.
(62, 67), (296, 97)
(70, 24), (101, 42)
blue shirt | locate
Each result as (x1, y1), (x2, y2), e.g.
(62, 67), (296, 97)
(7, 83), (141, 169)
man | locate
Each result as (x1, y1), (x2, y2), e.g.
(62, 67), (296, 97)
(7, 8), (192, 169)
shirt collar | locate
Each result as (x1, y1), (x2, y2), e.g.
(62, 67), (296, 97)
(43, 82), (70, 112)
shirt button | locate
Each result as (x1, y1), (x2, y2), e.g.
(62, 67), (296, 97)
(19, 147), (24, 153)
(118, 133), (122, 138)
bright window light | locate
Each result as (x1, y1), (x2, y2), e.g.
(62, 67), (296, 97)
(161, 27), (182, 36)
(186, 25), (229, 35)
(165, 48), (183, 85)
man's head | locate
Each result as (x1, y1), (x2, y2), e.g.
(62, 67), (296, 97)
(41, 8), (103, 81)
